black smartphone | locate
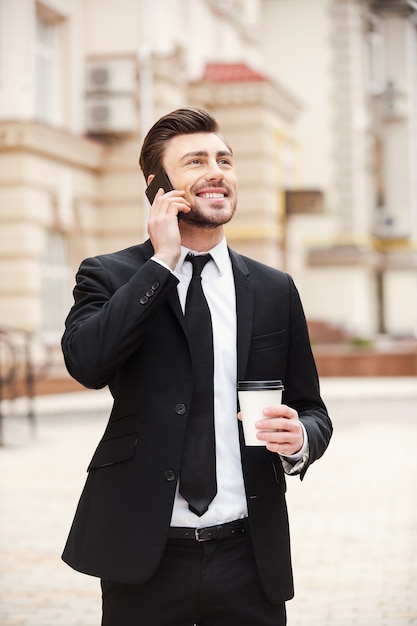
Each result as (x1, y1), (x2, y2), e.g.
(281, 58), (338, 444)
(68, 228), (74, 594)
(145, 169), (184, 220)
(145, 169), (174, 204)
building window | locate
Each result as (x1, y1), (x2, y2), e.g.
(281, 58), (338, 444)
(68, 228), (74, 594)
(35, 7), (61, 124)
(41, 232), (72, 340)
(367, 15), (384, 93)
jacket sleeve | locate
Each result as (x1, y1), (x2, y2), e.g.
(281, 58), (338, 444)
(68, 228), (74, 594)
(61, 256), (179, 389)
(284, 275), (333, 479)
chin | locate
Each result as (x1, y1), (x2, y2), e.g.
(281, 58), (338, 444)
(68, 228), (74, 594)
(185, 203), (236, 228)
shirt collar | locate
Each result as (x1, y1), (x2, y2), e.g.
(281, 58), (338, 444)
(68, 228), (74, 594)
(176, 237), (229, 277)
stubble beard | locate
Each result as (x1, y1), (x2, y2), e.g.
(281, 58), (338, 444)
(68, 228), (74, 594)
(182, 197), (238, 230)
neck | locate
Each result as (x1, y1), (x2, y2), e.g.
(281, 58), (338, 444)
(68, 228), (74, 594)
(179, 224), (224, 253)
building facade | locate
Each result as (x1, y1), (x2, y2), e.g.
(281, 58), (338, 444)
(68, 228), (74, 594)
(0, 0), (416, 369)
(263, 0), (417, 338)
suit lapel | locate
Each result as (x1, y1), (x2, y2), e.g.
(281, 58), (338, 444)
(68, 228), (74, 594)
(229, 248), (254, 382)
(143, 240), (254, 347)
(142, 238), (186, 331)
(166, 290), (186, 331)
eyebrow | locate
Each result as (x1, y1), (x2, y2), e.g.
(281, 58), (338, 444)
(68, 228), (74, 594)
(180, 150), (233, 162)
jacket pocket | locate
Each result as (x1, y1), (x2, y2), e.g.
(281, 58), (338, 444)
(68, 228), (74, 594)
(87, 432), (138, 471)
(271, 456), (287, 493)
(251, 329), (287, 351)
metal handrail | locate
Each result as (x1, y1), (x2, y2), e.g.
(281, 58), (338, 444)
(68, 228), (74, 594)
(0, 328), (51, 445)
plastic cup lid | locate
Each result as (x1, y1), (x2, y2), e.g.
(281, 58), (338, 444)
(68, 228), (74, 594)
(237, 380), (284, 391)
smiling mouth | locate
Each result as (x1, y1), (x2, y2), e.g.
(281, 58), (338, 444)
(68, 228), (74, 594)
(197, 192), (227, 199)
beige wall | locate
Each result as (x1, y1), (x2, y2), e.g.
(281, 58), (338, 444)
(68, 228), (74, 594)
(0, 0), (416, 347)
(262, 0), (417, 337)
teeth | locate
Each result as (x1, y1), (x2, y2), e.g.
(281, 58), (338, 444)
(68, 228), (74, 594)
(200, 193), (224, 198)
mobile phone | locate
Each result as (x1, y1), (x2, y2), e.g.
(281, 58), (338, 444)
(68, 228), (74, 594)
(145, 169), (183, 220)
(145, 169), (174, 204)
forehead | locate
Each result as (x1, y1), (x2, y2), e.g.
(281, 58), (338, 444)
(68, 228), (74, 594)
(163, 132), (231, 163)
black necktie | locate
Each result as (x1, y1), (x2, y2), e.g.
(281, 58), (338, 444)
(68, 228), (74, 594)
(179, 253), (217, 516)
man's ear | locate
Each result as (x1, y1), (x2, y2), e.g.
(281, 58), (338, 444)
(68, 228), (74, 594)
(147, 174), (155, 185)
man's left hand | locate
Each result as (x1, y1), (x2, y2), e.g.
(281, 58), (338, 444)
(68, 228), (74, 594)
(255, 404), (304, 456)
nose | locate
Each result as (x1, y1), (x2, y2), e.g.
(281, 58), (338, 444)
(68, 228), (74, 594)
(205, 159), (224, 181)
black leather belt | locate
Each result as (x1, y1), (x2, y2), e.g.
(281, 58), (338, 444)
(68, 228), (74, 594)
(168, 518), (247, 542)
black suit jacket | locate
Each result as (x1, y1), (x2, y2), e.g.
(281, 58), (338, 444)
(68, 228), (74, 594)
(61, 239), (332, 604)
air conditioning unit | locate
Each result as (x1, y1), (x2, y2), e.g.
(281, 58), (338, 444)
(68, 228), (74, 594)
(379, 96), (408, 120)
(85, 57), (138, 134)
(86, 57), (137, 94)
(376, 81), (408, 120)
(374, 209), (410, 240)
(86, 94), (137, 135)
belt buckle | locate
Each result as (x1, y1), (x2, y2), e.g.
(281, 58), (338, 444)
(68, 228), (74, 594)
(194, 527), (211, 542)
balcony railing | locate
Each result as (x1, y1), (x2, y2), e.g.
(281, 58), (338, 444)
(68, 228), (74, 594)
(0, 328), (51, 445)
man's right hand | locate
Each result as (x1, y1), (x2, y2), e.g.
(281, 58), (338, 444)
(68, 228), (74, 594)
(147, 188), (190, 269)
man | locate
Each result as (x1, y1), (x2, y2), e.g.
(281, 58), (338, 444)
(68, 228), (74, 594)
(62, 107), (332, 626)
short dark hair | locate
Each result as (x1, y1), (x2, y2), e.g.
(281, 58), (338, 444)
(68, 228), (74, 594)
(139, 107), (220, 180)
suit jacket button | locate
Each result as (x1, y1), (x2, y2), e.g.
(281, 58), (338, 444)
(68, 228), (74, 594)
(164, 470), (176, 482)
(175, 403), (186, 415)
(139, 296), (149, 305)
(146, 289), (155, 297)
(152, 282), (160, 290)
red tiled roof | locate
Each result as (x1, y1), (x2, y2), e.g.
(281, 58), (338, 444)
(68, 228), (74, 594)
(202, 63), (268, 83)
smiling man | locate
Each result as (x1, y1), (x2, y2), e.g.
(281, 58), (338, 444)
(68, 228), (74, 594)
(61, 107), (332, 626)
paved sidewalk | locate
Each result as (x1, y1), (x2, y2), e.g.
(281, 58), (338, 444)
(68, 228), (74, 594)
(0, 378), (416, 625)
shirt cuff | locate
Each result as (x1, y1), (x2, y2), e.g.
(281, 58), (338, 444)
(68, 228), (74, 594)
(280, 422), (309, 476)
(150, 256), (173, 273)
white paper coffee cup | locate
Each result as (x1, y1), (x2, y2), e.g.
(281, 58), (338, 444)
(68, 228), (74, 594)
(237, 380), (285, 446)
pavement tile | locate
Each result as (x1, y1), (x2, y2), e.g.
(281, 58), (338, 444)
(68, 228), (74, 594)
(1, 378), (417, 625)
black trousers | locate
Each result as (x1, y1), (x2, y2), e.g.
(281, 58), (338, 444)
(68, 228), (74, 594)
(101, 535), (286, 626)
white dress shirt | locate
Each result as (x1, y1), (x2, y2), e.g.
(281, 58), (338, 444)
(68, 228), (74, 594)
(152, 237), (308, 528)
